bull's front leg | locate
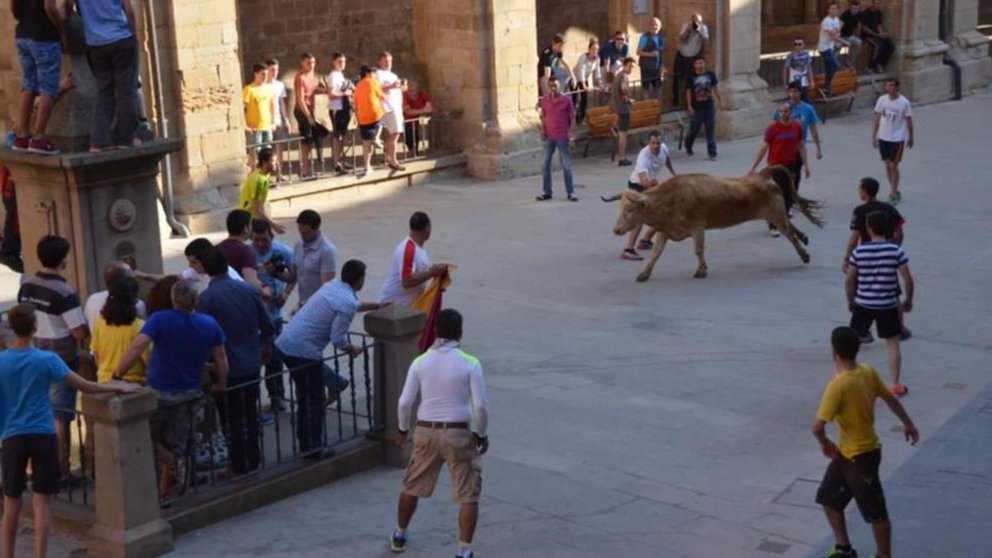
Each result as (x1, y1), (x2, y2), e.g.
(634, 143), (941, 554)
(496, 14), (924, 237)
(692, 230), (708, 278)
(636, 232), (669, 282)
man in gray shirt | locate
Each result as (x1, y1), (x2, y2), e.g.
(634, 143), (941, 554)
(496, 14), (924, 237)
(610, 57), (635, 167)
(673, 13), (709, 106)
(290, 209), (338, 307)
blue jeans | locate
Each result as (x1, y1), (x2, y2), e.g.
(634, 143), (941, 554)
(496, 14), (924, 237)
(820, 48), (840, 94)
(542, 139), (574, 197)
(15, 38), (61, 98)
(685, 105), (717, 157)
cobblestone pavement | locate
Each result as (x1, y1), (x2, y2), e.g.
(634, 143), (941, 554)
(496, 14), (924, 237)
(4, 93), (990, 558)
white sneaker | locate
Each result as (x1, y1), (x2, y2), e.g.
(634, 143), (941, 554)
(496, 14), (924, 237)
(768, 228), (781, 238)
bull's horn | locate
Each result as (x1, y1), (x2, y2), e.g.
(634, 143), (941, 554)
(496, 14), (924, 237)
(600, 194), (622, 202)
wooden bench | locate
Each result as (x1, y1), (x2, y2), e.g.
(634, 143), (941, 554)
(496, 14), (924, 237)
(582, 99), (683, 158)
(808, 68), (858, 123)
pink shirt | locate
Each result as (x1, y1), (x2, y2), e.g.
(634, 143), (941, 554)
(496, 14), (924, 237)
(539, 94), (575, 141)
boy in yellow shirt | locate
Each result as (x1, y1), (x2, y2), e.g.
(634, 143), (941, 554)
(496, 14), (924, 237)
(811, 326), (919, 558)
(238, 147), (285, 234)
(243, 62), (276, 148)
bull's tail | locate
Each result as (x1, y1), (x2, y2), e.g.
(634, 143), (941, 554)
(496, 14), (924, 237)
(764, 165), (825, 228)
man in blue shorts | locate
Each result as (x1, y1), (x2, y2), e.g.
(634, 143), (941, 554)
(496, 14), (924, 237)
(10, 0), (65, 155)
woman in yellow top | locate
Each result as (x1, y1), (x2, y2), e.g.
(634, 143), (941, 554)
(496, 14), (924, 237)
(91, 278), (149, 383)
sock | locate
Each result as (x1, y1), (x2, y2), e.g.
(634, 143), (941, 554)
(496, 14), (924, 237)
(458, 541), (472, 557)
(394, 527), (406, 537)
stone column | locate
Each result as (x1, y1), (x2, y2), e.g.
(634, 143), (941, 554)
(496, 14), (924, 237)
(151, 0), (246, 232)
(945, 0), (992, 93)
(0, 141), (182, 299)
(715, 0), (772, 139)
(364, 305), (427, 468)
(82, 391), (173, 558)
(890, 0), (954, 103)
(413, 0), (542, 179)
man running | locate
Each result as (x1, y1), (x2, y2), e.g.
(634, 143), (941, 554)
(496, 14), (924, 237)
(749, 103), (808, 237)
(620, 131), (676, 261)
(812, 326), (918, 558)
(871, 79), (913, 205)
(846, 212), (914, 395)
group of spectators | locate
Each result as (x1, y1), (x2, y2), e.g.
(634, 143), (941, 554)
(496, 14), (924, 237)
(243, 51), (435, 182)
(10, 0), (145, 155)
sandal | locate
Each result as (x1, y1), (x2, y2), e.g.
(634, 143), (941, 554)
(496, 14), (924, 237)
(621, 249), (644, 261)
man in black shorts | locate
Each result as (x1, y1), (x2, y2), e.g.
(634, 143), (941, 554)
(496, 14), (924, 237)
(812, 326), (918, 558)
(845, 212), (914, 396)
(0, 304), (137, 557)
(610, 57), (635, 166)
(842, 177), (910, 341)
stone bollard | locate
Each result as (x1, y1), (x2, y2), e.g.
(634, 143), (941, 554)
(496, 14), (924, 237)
(364, 305), (427, 468)
(81, 391), (174, 558)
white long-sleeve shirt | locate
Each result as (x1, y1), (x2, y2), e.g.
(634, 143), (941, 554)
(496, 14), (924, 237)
(573, 53), (602, 87)
(397, 340), (489, 436)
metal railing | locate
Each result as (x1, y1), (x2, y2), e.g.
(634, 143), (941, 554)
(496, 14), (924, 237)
(246, 115), (452, 185)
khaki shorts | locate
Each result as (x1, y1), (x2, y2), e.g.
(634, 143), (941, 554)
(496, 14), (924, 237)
(402, 427), (482, 504)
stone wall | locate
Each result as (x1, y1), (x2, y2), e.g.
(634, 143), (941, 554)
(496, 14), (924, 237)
(235, 0), (417, 82)
(0, 15), (16, 135)
(536, 0), (610, 68)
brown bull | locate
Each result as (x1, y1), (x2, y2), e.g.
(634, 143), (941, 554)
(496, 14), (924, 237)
(602, 165), (824, 282)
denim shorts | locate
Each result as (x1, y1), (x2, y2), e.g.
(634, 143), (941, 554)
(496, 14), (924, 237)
(50, 381), (77, 422)
(359, 120), (382, 141)
(15, 38), (61, 98)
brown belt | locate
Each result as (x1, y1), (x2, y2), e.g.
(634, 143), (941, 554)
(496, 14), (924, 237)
(416, 421), (469, 430)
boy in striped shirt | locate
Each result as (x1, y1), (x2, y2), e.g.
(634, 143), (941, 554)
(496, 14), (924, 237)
(845, 212), (914, 396)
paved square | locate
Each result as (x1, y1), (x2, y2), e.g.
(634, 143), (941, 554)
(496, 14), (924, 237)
(3, 94), (990, 558)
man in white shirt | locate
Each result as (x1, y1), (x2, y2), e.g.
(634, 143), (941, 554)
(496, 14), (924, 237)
(618, 131), (676, 261)
(264, 58), (289, 183)
(326, 52), (354, 175)
(818, 2), (844, 96)
(379, 211), (446, 306)
(375, 51), (408, 172)
(871, 78), (914, 205)
(84, 260), (147, 325)
(390, 309), (489, 558)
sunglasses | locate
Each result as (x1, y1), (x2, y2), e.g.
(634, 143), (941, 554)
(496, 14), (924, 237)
(794, 42), (804, 46)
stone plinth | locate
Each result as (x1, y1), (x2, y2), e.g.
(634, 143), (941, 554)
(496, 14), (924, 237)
(364, 305), (427, 467)
(891, 0), (954, 104)
(946, 0), (992, 94)
(81, 391), (173, 558)
(0, 140), (182, 299)
(715, 0), (772, 139)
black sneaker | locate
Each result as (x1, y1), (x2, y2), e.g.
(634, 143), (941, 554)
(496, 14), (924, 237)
(618, 159), (632, 167)
(859, 333), (875, 344)
(567, 195), (578, 202)
(535, 193), (552, 201)
(390, 531), (407, 553)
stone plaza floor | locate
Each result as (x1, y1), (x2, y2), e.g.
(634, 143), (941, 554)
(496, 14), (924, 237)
(3, 92), (990, 558)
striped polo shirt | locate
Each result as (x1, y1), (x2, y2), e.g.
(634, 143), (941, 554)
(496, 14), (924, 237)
(17, 272), (86, 362)
(848, 241), (908, 309)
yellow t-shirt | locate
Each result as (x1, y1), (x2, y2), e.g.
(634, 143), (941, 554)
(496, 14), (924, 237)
(243, 83), (275, 131)
(91, 316), (149, 384)
(238, 169), (270, 216)
(816, 363), (887, 459)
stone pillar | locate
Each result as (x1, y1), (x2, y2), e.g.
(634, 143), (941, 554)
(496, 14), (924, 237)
(81, 391), (173, 558)
(715, 0), (772, 139)
(0, 141), (182, 298)
(151, 0), (246, 232)
(364, 305), (427, 468)
(413, 0), (542, 179)
(890, 0), (954, 103)
(945, 0), (992, 93)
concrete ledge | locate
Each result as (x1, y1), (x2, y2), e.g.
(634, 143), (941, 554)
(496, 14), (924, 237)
(163, 439), (381, 536)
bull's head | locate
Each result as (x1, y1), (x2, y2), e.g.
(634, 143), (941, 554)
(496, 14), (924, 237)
(601, 191), (648, 236)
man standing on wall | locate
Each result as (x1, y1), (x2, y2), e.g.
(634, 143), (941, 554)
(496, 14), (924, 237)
(636, 17), (666, 101)
(375, 51), (408, 172)
(264, 58), (289, 182)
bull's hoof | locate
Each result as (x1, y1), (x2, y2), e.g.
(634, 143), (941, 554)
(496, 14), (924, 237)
(693, 268), (708, 279)
(800, 252), (811, 264)
(796, 229), (809, 246)
(636, 272), (651, 282)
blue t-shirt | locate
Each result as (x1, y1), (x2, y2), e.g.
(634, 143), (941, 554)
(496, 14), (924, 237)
(253, 240), (293, 320)
(637, 33), (665, 71)
(0, 348), (69, 439)
(142, 309), (225, 392)
(772, 101), (819, 142)
(75, 0), (133, 47)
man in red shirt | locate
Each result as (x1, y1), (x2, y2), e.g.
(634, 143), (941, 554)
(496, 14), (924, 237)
(402, 81), (433, 155)
(0, 164), (23, 273)
(749, 103), (809, 236)
(535, 75), (577, 202)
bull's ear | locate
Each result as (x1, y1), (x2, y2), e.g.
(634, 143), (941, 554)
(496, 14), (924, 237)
(624, 191), (648, 204)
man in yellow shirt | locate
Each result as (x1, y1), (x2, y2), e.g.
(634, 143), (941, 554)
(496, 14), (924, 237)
(811, 326), (918, 558)
(237, 147), (285, 234)
(243, 62), (276, 149)
(353, 65), (386, 177)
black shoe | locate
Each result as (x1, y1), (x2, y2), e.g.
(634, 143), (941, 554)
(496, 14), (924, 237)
(618, 159), (632, 167)
(390, 530), (407, 553)
(567, 195), (579, 202)
(685, 148), (694, 156)
(535, 193), (552, 201)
